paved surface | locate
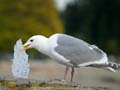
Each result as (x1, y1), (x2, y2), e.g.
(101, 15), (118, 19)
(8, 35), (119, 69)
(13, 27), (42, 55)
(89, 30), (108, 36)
(0, 60), (120, 89)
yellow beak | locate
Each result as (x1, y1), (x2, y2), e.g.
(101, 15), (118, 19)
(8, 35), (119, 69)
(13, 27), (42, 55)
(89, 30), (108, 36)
(23, 44), (30, 50)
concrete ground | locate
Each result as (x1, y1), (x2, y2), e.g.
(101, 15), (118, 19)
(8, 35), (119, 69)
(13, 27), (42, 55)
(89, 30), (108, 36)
(0, 60), (120, 89)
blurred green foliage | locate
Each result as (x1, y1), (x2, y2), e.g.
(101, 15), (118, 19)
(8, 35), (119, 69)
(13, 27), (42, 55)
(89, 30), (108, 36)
(0, 0), (63, 52)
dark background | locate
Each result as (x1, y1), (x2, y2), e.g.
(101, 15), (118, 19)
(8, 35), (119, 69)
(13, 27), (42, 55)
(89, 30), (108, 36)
(62, 0), (120, 55)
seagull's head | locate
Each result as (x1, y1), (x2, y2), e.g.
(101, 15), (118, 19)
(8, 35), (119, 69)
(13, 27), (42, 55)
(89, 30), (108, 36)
(23, 35), (48, 51)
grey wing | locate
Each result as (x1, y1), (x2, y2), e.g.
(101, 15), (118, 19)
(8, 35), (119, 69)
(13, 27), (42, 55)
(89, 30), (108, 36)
(54, 34), (105, 66)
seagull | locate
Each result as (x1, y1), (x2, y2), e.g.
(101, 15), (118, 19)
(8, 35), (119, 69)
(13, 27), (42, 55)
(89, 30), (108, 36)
(23, 34), (120, 82)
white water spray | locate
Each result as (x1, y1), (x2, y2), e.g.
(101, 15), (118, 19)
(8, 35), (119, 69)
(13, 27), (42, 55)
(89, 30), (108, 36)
(12, 39), (30, 79)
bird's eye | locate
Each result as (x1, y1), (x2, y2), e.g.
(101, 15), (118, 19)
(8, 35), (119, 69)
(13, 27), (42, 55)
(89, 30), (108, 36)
(30, 39), (33, 42)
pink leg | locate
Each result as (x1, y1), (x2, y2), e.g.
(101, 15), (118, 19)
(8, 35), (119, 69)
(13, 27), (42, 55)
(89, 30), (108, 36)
(71, 67), (75, 82)
(64, 67), (69, 81)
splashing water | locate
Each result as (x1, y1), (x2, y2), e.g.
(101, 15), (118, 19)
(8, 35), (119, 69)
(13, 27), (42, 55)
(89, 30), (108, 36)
(12, 39), (30, 79)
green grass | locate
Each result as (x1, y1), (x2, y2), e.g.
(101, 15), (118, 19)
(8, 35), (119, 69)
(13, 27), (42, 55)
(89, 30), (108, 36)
(0, 79), (114, 90)
(0, 79), (78, 90)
